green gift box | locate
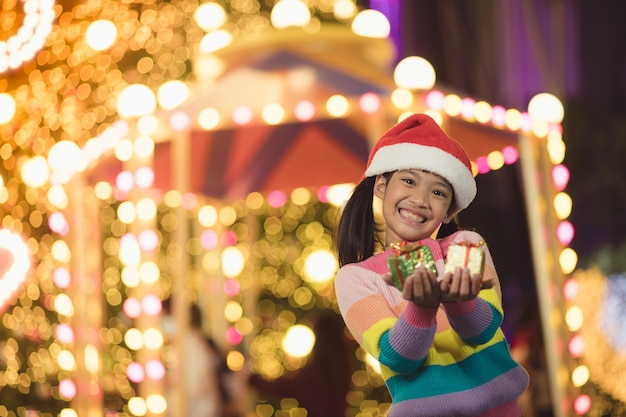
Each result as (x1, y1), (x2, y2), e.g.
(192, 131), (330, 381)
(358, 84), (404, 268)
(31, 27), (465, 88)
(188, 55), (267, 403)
(387, 241), (437, 290)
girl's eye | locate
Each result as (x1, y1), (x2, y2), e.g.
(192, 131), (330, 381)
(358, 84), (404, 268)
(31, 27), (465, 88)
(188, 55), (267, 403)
(433, 189), (447, 197)
(402, 178), (415, 185)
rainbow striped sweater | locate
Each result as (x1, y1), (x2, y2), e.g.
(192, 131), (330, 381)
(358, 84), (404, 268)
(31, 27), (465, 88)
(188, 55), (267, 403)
(335, 231), (529, 417)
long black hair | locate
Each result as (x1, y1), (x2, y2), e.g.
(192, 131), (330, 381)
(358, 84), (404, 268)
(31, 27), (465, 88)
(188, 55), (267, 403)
(336, 174), (390, 266)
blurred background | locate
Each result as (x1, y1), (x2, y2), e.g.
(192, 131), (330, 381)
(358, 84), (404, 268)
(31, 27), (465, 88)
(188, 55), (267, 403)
(0, 1), (625, 417)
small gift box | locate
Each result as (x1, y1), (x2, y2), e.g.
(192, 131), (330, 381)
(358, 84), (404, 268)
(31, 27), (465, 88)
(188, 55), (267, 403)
(444, 241), (485, 277)
(387, 241), (437, 290)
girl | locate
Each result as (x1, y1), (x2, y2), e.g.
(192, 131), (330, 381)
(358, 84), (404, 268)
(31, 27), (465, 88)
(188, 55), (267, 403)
(335, 113), (529, 417)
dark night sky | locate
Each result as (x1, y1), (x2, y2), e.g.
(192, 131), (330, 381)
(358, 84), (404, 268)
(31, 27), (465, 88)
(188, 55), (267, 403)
(384, 0), (626, 272)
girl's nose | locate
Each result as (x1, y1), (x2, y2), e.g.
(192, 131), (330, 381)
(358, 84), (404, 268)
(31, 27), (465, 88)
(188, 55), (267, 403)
(409, 189), (428, 206)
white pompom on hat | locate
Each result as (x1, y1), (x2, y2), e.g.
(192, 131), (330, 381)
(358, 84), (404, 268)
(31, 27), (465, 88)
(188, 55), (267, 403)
(364, 113), (476, 215)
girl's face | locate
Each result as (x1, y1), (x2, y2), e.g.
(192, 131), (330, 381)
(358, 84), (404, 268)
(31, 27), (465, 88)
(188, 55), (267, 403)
(374, 169), (454, 246)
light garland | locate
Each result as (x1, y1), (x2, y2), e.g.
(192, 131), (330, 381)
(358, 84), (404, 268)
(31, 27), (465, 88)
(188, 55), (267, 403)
(0, 0), (56, 73)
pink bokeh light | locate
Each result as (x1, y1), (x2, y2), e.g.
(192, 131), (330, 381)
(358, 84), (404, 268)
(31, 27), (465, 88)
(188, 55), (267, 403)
(568, 334), (585, 358)
(116, 170), (134, 193)
(359, 92), (381, 114)
(226, 326), (243, 345)
(552, 164), (570, 191)
(53, 267), (71, 288)
(135, 167), (154, 188)
(425, 90), (445, 110)
(267, 190), (287, 208)
(141, 294), (162, 316)
(475, 156), (490, 174)
(502, 146), (519, 164)
(123, 297), (142, 319)
(221, 230), (237, 247)
(55, 323), (74, 344)
(573, 394), (591, 415)
(59, 379), (77, 399)
(294, 100), (315, 121)
(201, 230), (218, 250)
(48, 211), (69, 235)
(126, 362), (145, 383)
(224, 278), (240, 297)
(138, 230), (159, 251)
(233, 106), (253, 125)
(556, 221), (575, 246)
(145, 359), (166, 380)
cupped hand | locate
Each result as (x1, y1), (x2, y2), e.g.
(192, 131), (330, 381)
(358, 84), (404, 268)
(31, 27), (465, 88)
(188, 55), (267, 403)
(383, 266), (441, 309)
(439, 267), (492, 303)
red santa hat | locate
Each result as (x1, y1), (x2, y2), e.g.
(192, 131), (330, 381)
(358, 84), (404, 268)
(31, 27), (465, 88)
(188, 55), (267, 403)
(364, 113), (476, 214)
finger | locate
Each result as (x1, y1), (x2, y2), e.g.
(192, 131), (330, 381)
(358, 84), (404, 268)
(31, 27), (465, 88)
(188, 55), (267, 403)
(448, 268), (462, 296)
(470, 274), (483, 294)
(459, 271), (472, 297)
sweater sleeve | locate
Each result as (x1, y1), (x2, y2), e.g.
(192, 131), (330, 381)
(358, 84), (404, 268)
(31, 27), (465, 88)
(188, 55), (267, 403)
(335, 261), (437, 375)
(440, 230), (504, 345)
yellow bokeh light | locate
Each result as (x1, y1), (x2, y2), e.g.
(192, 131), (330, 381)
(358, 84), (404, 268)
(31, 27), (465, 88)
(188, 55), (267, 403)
(59, 409), (78, 417)
(473, 101), (492, 124)
(121, 266), (141, 288)
(262, 103), (285, 125)
(565, 306), (583, 332)
(227, 350), (245, 371)
(124, 328), (144, 351)
(351, 9), (390, 38)
(128, 396), (147, 416)
(157, 80), (189, 110)
(194, 2), (227, 31)
(143, 327), (164, 349)
(20, 155), (50, 188)
(198, 107), (221, 130)
(134, 135), (155, 158)
(487, 151), (505, 171)
(139, 261), (160, 284)
(271, 0), (312, 29)
(290, 188), (311, 205)
(282, 324), (315, 358)
(304, 249), (338, 283)
(85, 344), (100, 374)
(0, 93), (17, 124)
(571, 365), (590, 387)
(393, 57), (436, 91)
(443, 94), (463, 117)
(146, 394), (167, 414)
(559, 247), (578, 274)
(224, 301), (243, 322)
(554, 192), (572, 219)
(219, 206), (237, 226)
(390, 88), (414, 109)
(114, 139), (134, 162)
(85, 20), (117, 51)
(57, 350), (77, 371)
(94, 181), (113, 200)
(198, 205), (218, 227)
(222, 246), (245, 278)
(54, 294), (75, 317)
(326, 95), (349, 117)
(117, 201), (137, 224)
(136, 198), (157, 221)
(51, 240), (72, 263)
(48, 185), (69, 209)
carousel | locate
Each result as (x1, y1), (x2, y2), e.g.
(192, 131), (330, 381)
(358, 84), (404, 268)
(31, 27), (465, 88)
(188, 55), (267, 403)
(0, 1), (591, 416)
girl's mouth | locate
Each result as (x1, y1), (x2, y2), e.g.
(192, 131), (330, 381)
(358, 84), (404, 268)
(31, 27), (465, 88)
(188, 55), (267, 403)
(399, 208), (426, 224)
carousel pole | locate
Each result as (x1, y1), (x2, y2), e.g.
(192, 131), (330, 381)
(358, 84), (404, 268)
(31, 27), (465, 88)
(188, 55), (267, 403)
(67, 174), (104, 416)
(518, 131), (569, 417)
(170, 125), (191, 417)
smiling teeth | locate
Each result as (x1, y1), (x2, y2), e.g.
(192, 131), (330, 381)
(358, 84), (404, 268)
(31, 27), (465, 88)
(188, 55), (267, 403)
(401, 209), (425, 223)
